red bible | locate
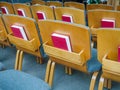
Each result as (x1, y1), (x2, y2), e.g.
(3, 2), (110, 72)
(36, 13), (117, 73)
(17, 9), (26, 17)
(101, 19), (115, 28)
(1, 6), (9, 14)
(118, 46), (120, 62)
(10, 25), (28, 40)
(62, 15), (73, 23)
(36, 11), (46, 20)
(51, 33), (72, 52)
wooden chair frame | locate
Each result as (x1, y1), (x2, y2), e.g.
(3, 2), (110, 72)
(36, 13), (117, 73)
(54, 7), (86, 25)
(37, 20), (100, 88)
(64, 1), (85, 10)
(31, 4), (55, 21)
(97, 29), (120, 90)
(2, 14), (42, 71)
(13, 3), (33, 18)
(46, 1), (63, 7)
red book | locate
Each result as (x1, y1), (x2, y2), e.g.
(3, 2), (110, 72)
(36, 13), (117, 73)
(101, 19), (115, 28)
(17, 9), (26, 17)
(10, 25), (28, 40)
(62, 15), (73, 23)
(36, 11), (46, 20)
(1, 6), (9, 14)
(51, 33), (72, 52)
(118, 46), (120, 62)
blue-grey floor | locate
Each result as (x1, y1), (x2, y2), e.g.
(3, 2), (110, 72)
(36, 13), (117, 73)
(0, 46), (120, 90)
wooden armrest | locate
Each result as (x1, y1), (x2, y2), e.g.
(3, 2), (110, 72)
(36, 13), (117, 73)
(43, 42), (85, 65)
(7, 34), (38, 51)
(0, 31), (7, 41)
(102, 53), (120, 75)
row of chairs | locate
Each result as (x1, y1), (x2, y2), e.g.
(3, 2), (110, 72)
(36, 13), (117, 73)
(0, 13), (120, 90)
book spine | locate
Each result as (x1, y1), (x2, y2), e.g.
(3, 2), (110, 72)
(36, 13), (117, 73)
(118, 46), (120, 62)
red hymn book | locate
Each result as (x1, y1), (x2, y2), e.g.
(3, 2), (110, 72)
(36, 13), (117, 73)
(1, 6), (9, 14)
(62, 15), (73, 23)
(51, 33), (72, 52)
(17, 9), (26, 17)
(118, 46), (120, 62)
(10, 25), (28, 40)
(101, 19), (115, 28)
(36, 11), (46, 20)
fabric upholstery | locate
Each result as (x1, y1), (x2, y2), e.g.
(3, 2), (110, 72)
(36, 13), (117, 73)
(0, 70), (50, 90)
(87, 48), (102, 73)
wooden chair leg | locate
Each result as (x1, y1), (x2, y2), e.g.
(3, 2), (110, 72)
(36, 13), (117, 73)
(68, 67), (72, 75)
(45, 60), (52, 83)
(104, 79), (108, 88)
(18, 51), (23, 71)
(15, 50), (20, 70)
(65, 66), (68, 74)
(89, 72), (99, 90)
(49, 61), (55, 87)
(98, 75), (104, 90)
(108, 79), (112, 89)
(36, 57), (40, 63)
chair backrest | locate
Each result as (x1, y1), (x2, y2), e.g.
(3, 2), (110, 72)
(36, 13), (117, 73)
(54, 7), (86, 25)
(46, 1), (63, 7)
(116, 5), (120, 11)
(86, 4), (113, 10)
(31, 4), (55, 21)
(0, 2), (14, 14)
(2, 14), (40, 52)
(13, 3), (32, 18)
(31, 0), (46, 5)
(88, 10), (120, 28)
(38, 20), (91, 62)
(0, 15), (10, 46)
(97, 28), (120, 63)
(64, 2), (85, 10)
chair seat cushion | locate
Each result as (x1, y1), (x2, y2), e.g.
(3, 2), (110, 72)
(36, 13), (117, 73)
(0, 70), (50, 90)
(87, 48), (102, 73)
(0, 62), (5, 71)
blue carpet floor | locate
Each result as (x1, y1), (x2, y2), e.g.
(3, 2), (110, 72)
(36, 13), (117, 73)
(0, 46), (120, 90)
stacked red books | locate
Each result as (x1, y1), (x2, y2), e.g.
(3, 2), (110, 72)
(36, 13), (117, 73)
(62, 15), (73, 23)
(10, 25), (28, 40)
(1, 6), (9, 14)
(36, 11), (46, 20)
(17, 9), (26, 17)
(51, 33), (72, 52)
(101, 19), (115, 28)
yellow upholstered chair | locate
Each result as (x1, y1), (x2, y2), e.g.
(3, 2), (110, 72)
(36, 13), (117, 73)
(31, 4), (55, 22)
(31, 0), (46, 5)
(0, 2), (14, 14)
(96, 28), (120, 90)
(87, 10), (120, 48)
(54, 7), (86, 25)
(38, 20), (101, 87)
(46, 1), (63, 7)
(13, 3), (32, 18)
(86, 4), (113, 10)
(2, 14), (43, 70)
(0, 15), (10, 47)
(64, 1), (85, 10)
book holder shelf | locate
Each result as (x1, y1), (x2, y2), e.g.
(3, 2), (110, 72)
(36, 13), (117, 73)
(96, 29), (120, 90)
(31, 5), (55, 21)
(88, 10), (120, 48)
(0, 2), (14, 14)
(54, 7), (86, 25)
(86, 4), (113, 10)
(2, 14), (42, 70)
(38, 20), (94, 87)
(13, 3), (32, 18)
(64, 2), (85, 10)
(46, 1), (63, 7)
